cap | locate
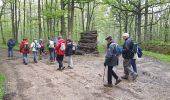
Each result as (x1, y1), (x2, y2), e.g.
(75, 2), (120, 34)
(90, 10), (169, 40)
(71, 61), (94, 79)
(122, 33), (129, 37)
(105, 36), (112, 40)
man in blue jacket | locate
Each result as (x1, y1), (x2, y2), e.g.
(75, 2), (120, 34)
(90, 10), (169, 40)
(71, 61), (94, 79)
(104, 36), (121, 87)
(7, 38), (16, 58)
(122, 33), (137, 80)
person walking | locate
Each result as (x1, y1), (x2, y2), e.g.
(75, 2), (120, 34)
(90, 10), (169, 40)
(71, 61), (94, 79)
(121, 33), (137, 80)
(65, 39), (74, 69)
(48, 39), (55, 62)
(55, 36), (65, 70)
(31, 39), (40, 63)
(39, 39), (45, 56)
(7, 38), (16, 58)
(20, 38), (30, 65)
(104, 36), (122, 87)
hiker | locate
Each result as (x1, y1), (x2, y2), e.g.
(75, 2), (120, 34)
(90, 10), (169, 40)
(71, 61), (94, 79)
(55, 36), (65, 70)
(31, 39), (40, 63)
(7, 38), (16, 58)
(39, 39), (45, 56)
(122, 33), (137, 80)
(104, 36), (121, 87)
(48, 39), (55, 62)
(20, 38), (30, 65)
(65, 39), (74, 69)
(53, 36), (58, 60)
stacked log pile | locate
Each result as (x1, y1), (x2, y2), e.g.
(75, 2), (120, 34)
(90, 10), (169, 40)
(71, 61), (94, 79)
(76, 31), (99, 55)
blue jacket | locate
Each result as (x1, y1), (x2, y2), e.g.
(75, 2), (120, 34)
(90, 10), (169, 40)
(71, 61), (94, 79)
(7, 39), (16, 48)
(122, 37), (134, 59)
(105, 41), (118, 66)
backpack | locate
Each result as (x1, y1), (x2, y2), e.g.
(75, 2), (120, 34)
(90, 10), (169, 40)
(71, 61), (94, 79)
(34, 42), (39, 50)
(48, 41), (54, 48)
(132, 42), (138, 54)
(60, 43), (65, 51)
(137, 46), (143, 58)
(112, 43), (122, 56)
(24, 42), (29, 51)
(72, 44), (77, 54)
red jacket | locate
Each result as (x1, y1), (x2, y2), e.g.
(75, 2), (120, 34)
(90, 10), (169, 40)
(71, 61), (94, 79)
(20, 40), (30, 54)
(55, 39), (65, 55)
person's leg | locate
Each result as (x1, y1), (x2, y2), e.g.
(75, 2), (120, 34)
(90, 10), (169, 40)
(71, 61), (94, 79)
(25, 53), (28, 64)
(60, 55), (64, 69)
(125, 59), (137, 80)
(8, 48), (10, 57)
(23, 53), (25, 64)
(122, 59), (129, 79)
(111, 69), (118, 80)
(131, 59), (137, 73)
(107, 66), (113, 84)
(57, 55), (62, 69)
(11, 48), (14, 57)
(33, 51), (37, 63)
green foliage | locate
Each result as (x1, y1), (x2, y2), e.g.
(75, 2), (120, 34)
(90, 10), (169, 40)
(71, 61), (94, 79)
(0, 43), (20, 51)
(0, 72), (5, 100)
(144, 51), (170, 63)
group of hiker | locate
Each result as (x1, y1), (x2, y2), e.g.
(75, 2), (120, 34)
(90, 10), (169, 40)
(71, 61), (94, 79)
(104, 33), (142, 87)
(7, 36), (75, 70)
(7, 32), (142, 87)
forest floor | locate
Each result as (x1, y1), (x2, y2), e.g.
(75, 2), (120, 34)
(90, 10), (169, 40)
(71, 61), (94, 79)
(0, 48), (170, 100)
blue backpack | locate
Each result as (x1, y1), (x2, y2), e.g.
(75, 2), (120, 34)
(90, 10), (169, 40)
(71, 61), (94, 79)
(137, 46), (143, 58)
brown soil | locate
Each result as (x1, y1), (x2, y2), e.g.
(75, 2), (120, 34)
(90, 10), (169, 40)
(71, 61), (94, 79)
(0, 49), (170, 100)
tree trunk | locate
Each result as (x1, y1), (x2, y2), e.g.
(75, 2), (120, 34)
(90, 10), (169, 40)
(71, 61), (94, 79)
(60, 0), (66, 38)
(38, 0), (42, 39)
(144, 0), (148, 41)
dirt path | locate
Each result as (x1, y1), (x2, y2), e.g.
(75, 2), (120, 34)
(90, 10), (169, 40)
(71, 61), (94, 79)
(0, 49), (170, 100)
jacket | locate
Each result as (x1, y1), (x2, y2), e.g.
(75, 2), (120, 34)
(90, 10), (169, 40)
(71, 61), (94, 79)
(20, 40), (30, 54)
(122, 37), (134, 59)
(7, 39), (16, 48)
(65, 42), (73, 56)
(55, 39), (65, 55)
(105, 41), (118, 66)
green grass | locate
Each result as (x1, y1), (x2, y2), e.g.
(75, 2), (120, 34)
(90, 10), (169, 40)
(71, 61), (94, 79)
(0, 43), (20, 51)
(144, 51), (170, 63)
(98, 44), (106, 55)
(0, 73), (5, 100)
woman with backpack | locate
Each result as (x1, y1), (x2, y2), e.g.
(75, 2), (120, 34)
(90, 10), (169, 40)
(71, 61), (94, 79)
(31, 39), (40, 63)
(39, 39), (45, 56)
(48, 39), (55, 62)
(20, 38), (30, 65)
(55, 36), (65, 70)
(65, 39), (74, 69)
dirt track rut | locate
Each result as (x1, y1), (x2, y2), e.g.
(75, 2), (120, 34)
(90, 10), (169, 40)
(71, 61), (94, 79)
(0, 49), (170, 100)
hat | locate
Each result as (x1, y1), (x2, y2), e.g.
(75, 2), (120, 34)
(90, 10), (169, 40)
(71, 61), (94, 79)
(122, 33), (129, 37)
(105, 36), (112, 40)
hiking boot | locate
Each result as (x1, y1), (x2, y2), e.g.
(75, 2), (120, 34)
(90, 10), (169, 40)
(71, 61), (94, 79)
(115, 79), (122, 85)
(68, 66), (73, 69)
(121, 75), (128, 80)
(132, 73), (138, 81)
(57, 68), (61, 70)
(104, 84), (113, 87)
(61, 67), (65, 70)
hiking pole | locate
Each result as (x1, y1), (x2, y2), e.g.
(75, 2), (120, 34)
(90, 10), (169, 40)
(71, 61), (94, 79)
(103, 66), (106, 83)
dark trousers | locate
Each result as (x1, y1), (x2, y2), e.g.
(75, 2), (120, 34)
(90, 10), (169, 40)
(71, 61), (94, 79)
(8, 47), (14, 57)
(49, 48), (54, 61)
(131, 59), (137, 73)
(107, 66), (118, 84)
(39, 48), (44, 55)
(56, 55), (64, 69)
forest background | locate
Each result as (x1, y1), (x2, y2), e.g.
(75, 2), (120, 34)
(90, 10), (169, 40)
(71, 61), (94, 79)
(0, 0), (170, 55)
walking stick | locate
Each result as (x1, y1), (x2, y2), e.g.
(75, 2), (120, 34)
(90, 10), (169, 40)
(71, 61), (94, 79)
(103, 66), (106, 83)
